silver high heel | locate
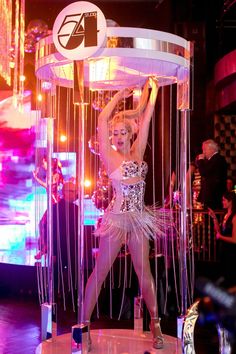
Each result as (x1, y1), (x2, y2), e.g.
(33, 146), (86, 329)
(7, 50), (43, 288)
(150, 317), (164, 349)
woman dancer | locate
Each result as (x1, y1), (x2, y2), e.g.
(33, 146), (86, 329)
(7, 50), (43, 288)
(33, 156), (64, 203)
(83, 77), (170, 350)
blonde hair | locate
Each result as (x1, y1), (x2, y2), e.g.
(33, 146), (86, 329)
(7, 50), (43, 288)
(109, 115), (138, 136)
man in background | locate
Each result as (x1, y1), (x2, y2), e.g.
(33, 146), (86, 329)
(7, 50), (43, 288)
(196, 139), (227, 210)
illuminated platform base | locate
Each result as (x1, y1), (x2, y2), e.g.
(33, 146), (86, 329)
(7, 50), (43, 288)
(35, 329), (181, 353)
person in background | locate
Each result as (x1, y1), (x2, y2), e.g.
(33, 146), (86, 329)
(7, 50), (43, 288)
(52, 181), (78, 305)
(33, 156), (64, 203)
(33, 156), (64, 259)
(226, 177), (235, 193)
(164, 161), (198, 209)
(35, 180), (78, 310)
(209, 191), (236, 288)
(83, 77), (171, 350)
(196, 139), (227, 210)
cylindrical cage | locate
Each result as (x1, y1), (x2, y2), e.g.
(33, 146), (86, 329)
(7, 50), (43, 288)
(34, 24), (193, 350)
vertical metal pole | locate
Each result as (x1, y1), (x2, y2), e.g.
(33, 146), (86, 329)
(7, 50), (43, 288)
(41, 116), (57, 341)
(179, 109), (189, 316)
(177, 108), (189, 344)
(177, 41), (193, 349)
(77, 101), (85, 324)
(46, 117), (54, 306)
(71, 61), (90, 353)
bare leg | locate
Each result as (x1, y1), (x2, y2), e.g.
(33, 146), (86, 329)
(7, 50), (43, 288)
(128, 235), (158, 317)
(83, 234), (123, 321)
(128, 234), (164, 349)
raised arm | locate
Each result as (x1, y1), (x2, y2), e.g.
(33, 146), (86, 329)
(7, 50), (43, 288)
(132, 77), (159, 158)
(32, 170), (47, 189)
(97, 88), (133, 166)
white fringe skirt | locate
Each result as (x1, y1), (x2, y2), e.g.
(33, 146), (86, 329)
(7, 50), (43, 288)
(94, 205), (173, 242)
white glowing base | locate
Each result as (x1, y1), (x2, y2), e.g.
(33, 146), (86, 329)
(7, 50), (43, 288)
(35, 328), (181, 353)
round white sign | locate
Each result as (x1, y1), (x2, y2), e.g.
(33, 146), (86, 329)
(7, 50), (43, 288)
(53, 1), (107, 60)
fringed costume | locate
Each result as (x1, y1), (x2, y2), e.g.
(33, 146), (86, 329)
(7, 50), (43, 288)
(95, 160), (172, 241)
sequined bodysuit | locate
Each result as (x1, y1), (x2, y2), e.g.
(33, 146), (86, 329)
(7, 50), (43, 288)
(95, 161), (170, 241)
(108, 160), (148, 213)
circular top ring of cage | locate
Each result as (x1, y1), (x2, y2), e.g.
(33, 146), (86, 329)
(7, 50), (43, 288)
(35, 26), (192, 90)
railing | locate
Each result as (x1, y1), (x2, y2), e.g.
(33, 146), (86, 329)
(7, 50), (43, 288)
(186, 209), (224, 262)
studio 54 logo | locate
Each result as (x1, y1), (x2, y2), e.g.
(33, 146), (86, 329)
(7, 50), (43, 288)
(53, 1), (107, 60)
(58, 11), (98, 50)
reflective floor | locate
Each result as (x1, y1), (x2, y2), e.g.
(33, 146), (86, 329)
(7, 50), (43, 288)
(0, 290), (224, 354)
(0, 224), (226, 354)
(0, 296), (41, 354)
(36, 329), (181, 354)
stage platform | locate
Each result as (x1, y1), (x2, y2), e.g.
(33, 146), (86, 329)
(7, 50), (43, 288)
(36, 329), (181, 354)
(0, 222), (223, 354)
(0, 221), (180, 354)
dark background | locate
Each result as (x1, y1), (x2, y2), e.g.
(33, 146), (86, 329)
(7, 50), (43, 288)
(1, 0), (236, 148)
(24, 0), (236, 149)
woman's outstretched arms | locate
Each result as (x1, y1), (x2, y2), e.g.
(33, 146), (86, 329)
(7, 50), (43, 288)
(97, 77), (159, 164)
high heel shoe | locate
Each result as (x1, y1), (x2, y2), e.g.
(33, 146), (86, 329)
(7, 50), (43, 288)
(150, 317), (164, 349)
